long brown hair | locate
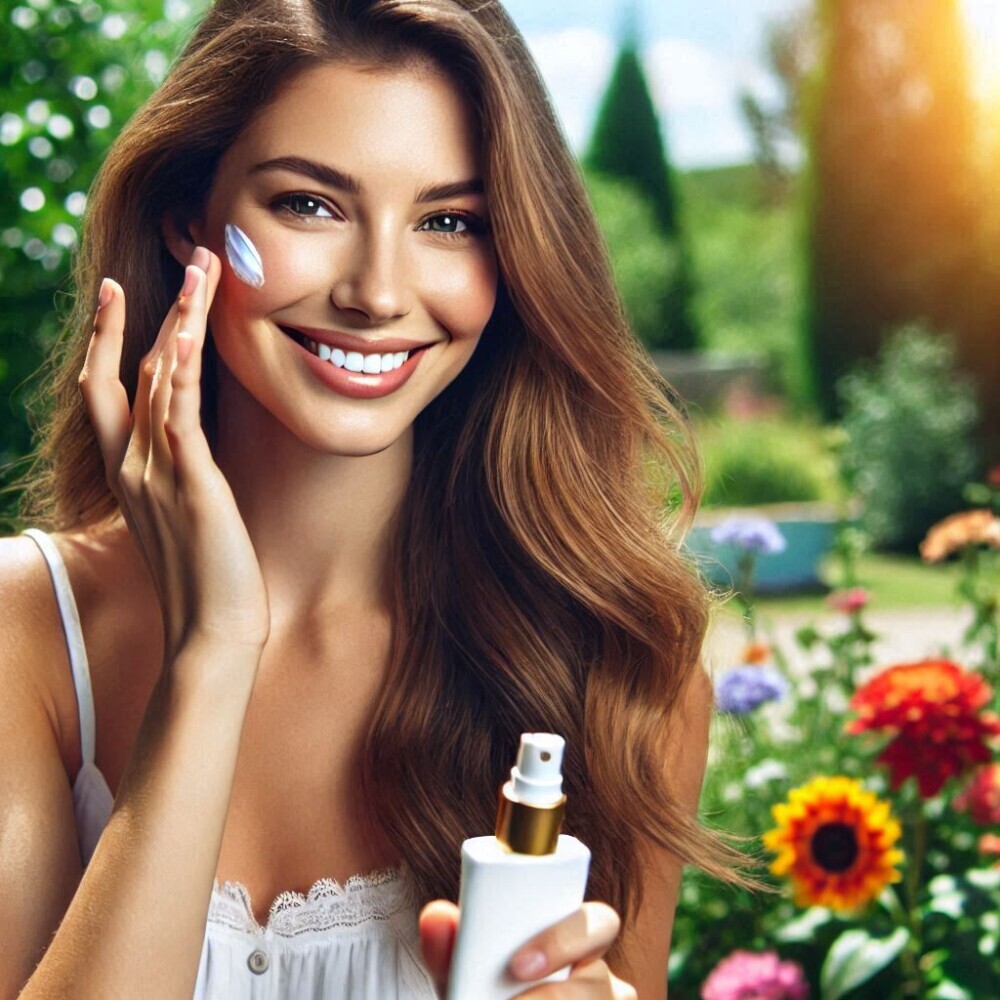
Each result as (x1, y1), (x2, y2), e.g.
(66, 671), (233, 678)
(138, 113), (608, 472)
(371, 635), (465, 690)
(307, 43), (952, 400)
(18, 0), (745, 974)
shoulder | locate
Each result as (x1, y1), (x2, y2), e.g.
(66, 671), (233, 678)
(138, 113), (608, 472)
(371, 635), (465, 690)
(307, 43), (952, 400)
(0, 523), (153, 777)
(0, 533), (78, 769)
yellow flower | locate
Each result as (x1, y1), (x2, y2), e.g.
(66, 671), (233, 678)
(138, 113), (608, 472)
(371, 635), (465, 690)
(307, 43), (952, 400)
(763, 776), (904, 912)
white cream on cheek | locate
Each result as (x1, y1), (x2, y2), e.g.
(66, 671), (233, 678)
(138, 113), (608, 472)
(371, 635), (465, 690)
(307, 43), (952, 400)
(224, 222), (265, 288)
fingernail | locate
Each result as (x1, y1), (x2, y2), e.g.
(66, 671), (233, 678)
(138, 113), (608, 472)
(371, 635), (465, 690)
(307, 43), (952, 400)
(191, 246), (211, 271)
(177, 331), (194, 364)
(180, 265), (199, 298)
(98, 277), (113, 309)
(511, 949), (546, 980)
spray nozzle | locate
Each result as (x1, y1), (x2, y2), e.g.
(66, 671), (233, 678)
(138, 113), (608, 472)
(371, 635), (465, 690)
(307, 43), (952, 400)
(509, 732), (565, 806)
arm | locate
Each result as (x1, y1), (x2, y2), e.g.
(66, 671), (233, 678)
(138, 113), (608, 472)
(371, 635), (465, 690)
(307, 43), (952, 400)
(8, 249), (270, 998)
(613, 663), (714, 998)
(8, 637), (259, 1000)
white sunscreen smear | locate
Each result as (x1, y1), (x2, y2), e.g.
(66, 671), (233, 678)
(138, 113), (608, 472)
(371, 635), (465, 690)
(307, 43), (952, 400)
(224, 223), (265, 288)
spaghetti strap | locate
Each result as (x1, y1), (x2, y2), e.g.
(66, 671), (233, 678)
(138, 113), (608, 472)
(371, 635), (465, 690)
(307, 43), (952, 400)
(21, 529), (97, 767)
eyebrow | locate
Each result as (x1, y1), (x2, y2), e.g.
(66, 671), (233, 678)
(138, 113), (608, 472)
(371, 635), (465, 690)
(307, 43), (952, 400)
(250, 156), (484, 204)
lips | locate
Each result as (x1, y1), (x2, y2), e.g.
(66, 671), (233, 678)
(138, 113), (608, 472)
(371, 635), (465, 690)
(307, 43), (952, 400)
(279, 325), (434, 355)
(281, 324), (432, 400)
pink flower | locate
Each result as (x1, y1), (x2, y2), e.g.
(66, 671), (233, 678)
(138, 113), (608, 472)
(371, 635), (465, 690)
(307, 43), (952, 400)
(826, 587), (871, 615)
(701, 949), (810, 1000)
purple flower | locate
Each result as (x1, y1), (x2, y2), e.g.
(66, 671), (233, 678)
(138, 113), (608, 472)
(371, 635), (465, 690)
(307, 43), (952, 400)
(716, 665), (788, 714)
(710, 515), (787, 556)
(701, 949), (809, 1000)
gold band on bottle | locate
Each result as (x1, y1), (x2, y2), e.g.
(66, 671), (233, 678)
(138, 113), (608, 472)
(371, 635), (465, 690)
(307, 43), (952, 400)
(494, 782), (566, 855)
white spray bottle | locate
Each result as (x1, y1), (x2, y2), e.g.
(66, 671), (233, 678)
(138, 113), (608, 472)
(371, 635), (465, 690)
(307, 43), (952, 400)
(445, 732), (591, 999)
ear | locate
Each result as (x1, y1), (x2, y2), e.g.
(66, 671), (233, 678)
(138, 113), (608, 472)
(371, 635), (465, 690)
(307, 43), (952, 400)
(161, 212), (205, 266)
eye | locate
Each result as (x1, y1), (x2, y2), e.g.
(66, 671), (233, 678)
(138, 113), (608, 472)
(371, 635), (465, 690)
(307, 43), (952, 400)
(273, 193), (335, 219)
(421, 213), (468, 234)
(418, 212), (486, 237)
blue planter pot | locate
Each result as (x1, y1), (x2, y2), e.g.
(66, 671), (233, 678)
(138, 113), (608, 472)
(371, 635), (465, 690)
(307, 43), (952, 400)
(686, 503), (840, 593)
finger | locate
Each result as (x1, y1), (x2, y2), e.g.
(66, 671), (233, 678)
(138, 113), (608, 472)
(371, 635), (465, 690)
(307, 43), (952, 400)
(78, 278), (131, 480)
(165, 262), (215, 483)
(418, 900), (459, 997)
(509, 903), (621, 983)
(512, 959), (636, 999)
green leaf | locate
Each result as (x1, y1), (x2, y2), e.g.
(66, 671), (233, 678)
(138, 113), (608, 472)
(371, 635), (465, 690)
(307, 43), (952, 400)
(928, 981), (973, 1000)
(820, 927), (910, 1000)
(775, 905), (833, 943)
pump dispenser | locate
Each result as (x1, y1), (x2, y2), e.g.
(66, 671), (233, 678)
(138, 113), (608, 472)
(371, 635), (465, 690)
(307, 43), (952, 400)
(445, 733), (592, 999)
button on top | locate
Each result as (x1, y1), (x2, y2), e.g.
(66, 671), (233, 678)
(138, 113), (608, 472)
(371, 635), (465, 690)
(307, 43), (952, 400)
(247, 949), (269, 974)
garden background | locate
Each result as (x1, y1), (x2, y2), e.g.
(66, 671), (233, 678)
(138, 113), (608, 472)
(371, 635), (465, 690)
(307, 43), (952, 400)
(1, 1), (998, 998)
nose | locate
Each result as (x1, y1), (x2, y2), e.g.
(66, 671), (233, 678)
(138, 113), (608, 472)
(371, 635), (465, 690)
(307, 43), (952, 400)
(329, 227), (413, 323)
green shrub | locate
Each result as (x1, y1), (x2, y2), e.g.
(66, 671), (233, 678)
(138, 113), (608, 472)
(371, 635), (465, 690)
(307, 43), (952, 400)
(698, 417), (838, 508)
(585, 172), (682, 350)
(837, 325), (980, 551)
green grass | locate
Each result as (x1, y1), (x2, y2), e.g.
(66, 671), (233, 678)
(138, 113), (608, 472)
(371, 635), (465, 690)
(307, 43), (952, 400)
(744, 551), (999, 615)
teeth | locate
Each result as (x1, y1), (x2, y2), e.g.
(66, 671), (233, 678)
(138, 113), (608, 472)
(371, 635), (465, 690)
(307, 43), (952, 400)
(296, 331), (413, 371)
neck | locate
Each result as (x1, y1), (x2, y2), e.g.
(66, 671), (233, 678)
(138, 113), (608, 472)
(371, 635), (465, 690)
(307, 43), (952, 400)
(211, 363), (413, 627)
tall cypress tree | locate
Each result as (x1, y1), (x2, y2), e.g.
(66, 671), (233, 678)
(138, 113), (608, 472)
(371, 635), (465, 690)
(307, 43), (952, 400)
(803, 0), (980, 418)
(586, 12), (699, 350)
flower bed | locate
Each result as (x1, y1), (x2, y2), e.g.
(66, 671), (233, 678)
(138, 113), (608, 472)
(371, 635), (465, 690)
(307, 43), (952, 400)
(671, 505), (1000, 999)
(687, 503), (839, 592)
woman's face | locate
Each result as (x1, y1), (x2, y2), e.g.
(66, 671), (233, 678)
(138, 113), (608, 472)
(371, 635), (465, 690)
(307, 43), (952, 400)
(194, 59), (498, 455)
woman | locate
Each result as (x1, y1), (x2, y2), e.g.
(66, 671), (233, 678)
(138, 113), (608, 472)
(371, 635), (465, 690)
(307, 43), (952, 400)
(0, 1), (739, 996)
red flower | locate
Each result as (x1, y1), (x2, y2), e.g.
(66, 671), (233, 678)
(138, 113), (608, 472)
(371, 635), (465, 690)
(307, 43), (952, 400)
(954, 764), (1000, 826)
(847, 660), (1000, 797)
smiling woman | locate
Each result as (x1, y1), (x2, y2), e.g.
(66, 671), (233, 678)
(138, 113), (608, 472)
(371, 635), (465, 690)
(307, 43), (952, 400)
(1, 2), (744, 999)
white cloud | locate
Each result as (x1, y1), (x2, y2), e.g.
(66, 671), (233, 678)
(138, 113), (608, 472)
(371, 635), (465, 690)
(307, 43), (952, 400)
(527, 28), (778, 167)
(526, 28), (615, 151)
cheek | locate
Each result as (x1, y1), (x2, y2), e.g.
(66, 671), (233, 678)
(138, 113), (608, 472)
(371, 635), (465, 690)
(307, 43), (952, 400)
(419, 252), (498, 341)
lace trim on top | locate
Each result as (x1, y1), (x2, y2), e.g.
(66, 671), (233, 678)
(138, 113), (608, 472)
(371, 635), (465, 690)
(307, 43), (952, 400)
(208, 865), (416, 938)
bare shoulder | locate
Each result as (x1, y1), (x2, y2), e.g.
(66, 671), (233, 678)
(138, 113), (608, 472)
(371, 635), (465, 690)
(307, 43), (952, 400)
(0, 522), (157, 778)
(0, 534), (74, 750)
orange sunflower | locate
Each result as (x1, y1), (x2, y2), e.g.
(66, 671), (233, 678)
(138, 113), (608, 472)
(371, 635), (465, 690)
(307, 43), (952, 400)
(764, 776), (904, 912)
(847, 660), (1000, 797)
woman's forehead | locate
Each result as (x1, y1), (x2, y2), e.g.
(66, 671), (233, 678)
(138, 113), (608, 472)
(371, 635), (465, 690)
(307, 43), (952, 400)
(218, 61), (482, 194)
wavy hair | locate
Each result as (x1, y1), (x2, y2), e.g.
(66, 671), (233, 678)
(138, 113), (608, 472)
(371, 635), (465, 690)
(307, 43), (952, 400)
(17, 0), (745, 974)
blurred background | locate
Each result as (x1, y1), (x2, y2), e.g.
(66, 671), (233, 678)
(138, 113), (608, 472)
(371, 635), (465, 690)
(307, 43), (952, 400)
(0, 0), (998, 553)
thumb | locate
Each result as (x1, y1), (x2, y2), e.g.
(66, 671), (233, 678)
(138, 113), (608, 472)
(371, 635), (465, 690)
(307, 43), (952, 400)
(418, 900), (459, 997)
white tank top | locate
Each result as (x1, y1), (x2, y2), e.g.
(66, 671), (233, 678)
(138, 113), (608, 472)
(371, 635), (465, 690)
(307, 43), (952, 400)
(22, 529), (437, 999)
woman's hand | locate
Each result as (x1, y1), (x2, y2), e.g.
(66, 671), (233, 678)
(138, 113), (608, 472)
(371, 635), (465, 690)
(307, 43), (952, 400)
(418, 899), (637, 998)
(78, 247), (270, 666)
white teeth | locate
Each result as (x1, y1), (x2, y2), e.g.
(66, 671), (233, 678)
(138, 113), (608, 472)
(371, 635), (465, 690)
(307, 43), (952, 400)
(299, 334), (413, 372)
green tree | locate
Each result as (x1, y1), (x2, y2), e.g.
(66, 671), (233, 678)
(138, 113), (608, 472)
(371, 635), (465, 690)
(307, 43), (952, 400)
(802, 0), (980, 419)
(585, 19), (699, 351)
(0, 0), (202, 520)
(585, 172), (680, 351)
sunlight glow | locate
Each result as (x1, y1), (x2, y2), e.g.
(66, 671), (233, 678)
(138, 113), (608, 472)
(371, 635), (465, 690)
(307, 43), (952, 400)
(962, 0), (1000, 105)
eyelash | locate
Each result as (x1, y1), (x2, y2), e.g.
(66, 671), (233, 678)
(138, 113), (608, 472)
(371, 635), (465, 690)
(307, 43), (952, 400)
(270, 192), (488, 240)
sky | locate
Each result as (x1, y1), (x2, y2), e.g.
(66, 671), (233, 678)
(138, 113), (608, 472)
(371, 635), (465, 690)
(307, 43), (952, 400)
(501, 0), (993, 170)
(501, 0), (803, 169)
